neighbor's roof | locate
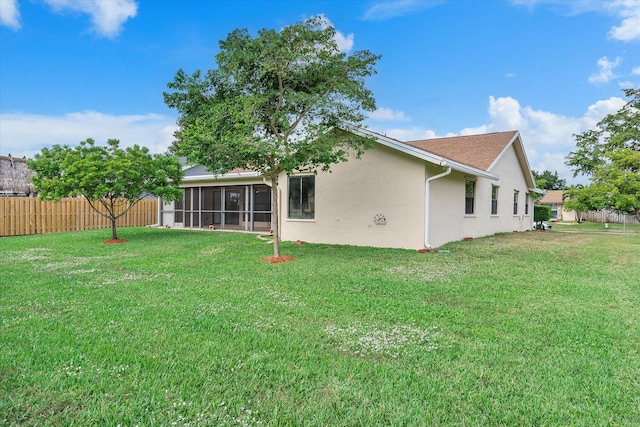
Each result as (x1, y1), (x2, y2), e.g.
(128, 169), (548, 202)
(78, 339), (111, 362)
(0, 154), (34, 194)
(537, 190), (565, 204)
(405, 131), (519, 171)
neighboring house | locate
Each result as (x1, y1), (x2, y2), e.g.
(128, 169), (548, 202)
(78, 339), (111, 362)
(0, 154), (34, 197)
(159, 128), (538, 249)
(536, 190), (574, 221)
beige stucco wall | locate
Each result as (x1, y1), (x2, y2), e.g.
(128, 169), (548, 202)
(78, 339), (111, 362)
(427, 168), (465, 247)
(279, 143), (427, 249)
(465, 145), (532, 240)
(415, 145), (533, 248)
(558, 205), (576, 221)
(161, 137), (535, 250)
(281, 141), (533, 249)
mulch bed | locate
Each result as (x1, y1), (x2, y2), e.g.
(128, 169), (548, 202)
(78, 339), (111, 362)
(103, 239), (128, 244)
(261, 256), (296, 264)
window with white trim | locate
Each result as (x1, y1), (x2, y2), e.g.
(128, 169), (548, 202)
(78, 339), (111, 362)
(513, 190), (519, 215)
(491, 185), (499, 215)
(465, 180), (475, 215)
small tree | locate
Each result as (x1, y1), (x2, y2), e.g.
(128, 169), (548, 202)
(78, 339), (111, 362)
(566, 88), (640, 221)
(563, 184), (586, 222)
(28, 139), (184, 241)
(534, 205), (551, 229)
(164, 16), (380, 257)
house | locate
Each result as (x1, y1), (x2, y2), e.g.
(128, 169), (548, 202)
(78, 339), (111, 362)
(536, 189), (574, 221)
(159, 128), (538, 249)
(0, 154), (34, 197)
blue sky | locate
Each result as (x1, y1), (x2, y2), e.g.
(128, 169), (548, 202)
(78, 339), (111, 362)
(1, 0), (639, 185)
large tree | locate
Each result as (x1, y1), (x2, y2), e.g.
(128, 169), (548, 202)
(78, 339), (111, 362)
(565, 88), (640, 221)
(28, 139), (184, 241)
(532, 169), (566, 191)
(164, 16), (380, 257)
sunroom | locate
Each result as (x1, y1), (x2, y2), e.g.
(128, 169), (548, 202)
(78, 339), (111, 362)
(160, 183), (272, 232)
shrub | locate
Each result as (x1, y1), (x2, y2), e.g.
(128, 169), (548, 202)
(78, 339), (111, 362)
(534, 205), (551, 228)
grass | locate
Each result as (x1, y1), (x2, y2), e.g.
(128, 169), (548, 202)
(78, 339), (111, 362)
(1, 226), (639, 426)
(552, 220), (640, 233)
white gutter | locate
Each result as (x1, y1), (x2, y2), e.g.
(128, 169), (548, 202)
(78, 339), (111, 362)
(424, 167), (451, 248)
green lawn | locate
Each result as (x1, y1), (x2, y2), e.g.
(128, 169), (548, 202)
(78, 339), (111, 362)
(1, 227), (639, 426)
(553, 220), (640, 233)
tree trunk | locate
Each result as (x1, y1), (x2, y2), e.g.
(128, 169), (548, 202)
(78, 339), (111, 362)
(271, 175), (280, 258)
(111, 218), (118, 240)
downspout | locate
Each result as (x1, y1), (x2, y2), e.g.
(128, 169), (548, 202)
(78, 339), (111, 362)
(424, 166), (451, 248)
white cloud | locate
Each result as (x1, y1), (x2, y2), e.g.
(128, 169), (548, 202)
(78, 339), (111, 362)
(333, 31), (354, 53)
(619, 80), (637, 89)
(315, 14), (354, 53)
(485, 95), (625, 184)
(363, 0), (443, 21)
(0, 111), (177, 158)
(510, 0), (611, 15)
(43, 0), (137, 38)
(370, 95), (626, 185)
(368, 107), (411, 122)
(633, 67), (640, 75)
(510, 0), (640, 41)
(582, 96), (626, 121)
(378, 127), (438, 141)
(487, 96), (524, 130)
(459, 125), (489, 135)
(0, 0), (20, 29)
(589, 56), (622, 84)
(608, 0), (640, 41)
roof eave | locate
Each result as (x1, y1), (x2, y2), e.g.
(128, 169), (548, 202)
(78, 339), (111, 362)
(530, 187), (545, 194)
(351, 127), (498, 180)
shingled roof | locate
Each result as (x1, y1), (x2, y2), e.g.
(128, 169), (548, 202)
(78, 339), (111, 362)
(404, 131), (519, 171)
(537, 190), (565, 204)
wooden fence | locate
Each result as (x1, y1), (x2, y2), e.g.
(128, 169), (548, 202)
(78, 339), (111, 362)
(583, 210), (639, 225)
(0, 197), (158, 237)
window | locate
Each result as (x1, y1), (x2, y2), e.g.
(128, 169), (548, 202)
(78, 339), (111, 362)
(551, 203), (558, 219)
(491, 185), (499, 215)
(513, 190), (519, 215)
(289, 176), (315, 219)
(525, 194), (529, 215)
(465, 180), (475, 215)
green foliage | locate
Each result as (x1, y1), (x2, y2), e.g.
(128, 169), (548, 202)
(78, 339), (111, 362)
(565, 88), (640, 221)
(28, 139), (184, 239)
(164, 16), (380, 256)
(532, 169), (566, 191)
(534, 205), (551, 227)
